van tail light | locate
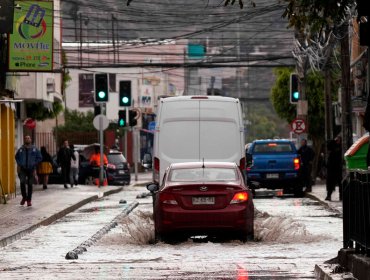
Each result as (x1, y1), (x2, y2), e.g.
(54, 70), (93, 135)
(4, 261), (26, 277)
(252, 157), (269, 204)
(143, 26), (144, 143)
(153, 157), (160, 183)
(239, 157), (246, 173)
(230, 191), (248, 204)
(154, 157), (160, 172)
(160, 193), (178, 205)
(293, 158), (300, 170)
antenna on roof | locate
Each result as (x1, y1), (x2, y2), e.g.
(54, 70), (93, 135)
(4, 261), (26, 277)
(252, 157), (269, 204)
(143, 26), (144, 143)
(202, 158), (205, 168)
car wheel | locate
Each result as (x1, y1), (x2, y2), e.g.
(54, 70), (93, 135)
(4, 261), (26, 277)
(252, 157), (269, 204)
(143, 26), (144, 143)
(294, 187), (304, 198)
(155, 230), (166, 243)
(239, 230), (254, 242)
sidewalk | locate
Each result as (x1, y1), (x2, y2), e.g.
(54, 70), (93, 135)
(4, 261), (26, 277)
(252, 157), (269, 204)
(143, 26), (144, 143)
(306, 179), (343, 214)
(0, 172), (152, 248)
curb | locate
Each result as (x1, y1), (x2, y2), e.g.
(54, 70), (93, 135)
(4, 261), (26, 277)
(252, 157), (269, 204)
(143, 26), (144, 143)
(315, 264), (357, 280)
(65, 201), (139, 259)
(304, 192), (342, 216)
(0, 186), (123, 248)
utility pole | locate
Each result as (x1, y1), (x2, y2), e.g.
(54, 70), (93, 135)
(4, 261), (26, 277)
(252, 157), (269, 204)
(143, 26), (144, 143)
(340, 22), (353, 152)
(324, 66), (333, 141)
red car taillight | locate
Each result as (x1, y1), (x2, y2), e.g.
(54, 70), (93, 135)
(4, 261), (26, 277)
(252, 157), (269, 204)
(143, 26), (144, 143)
(293, 158), (300, 170)
(160, 193), (178, 205)
(230, 191), (248, 204)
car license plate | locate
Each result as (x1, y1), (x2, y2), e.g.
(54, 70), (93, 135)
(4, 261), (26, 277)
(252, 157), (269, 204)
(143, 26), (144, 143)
(266, 173), (279, 179)
(118, 170), (125, 174)
(192, 196), (215, 205)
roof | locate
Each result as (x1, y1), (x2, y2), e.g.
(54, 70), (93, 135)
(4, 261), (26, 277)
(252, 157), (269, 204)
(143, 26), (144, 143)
(160, 96), (239, 103)
(252, 139), (294, 143)
(169, 162), (238, 169)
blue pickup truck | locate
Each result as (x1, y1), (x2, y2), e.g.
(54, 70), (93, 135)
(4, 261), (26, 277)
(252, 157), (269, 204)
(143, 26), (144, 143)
(246, 139), (304, 197)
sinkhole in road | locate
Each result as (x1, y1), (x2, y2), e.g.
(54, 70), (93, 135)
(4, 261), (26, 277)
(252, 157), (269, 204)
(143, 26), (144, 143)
(97, 207), (329, 246)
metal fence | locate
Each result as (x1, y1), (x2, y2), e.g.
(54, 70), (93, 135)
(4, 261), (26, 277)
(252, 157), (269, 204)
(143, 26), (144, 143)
(34, 132), (99, 156)
(343, 170), (370, 256)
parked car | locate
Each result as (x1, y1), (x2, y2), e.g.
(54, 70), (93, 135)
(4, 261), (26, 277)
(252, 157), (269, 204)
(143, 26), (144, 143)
(246, 139), (303, 196)
(147, 161), (254, 243)
(48, 149), (131, 186)
(106, 149), (131, 185)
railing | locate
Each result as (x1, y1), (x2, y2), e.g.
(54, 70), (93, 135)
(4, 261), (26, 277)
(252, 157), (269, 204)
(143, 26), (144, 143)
(34, 132), (99, 156)
(343, 170), (370, 256)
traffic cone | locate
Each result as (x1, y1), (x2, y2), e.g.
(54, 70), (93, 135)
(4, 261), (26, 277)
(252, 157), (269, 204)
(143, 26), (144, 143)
(94, 178), (108, 186)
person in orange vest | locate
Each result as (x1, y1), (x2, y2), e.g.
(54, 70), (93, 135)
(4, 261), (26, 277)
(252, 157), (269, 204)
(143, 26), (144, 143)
(89, 146), (108, 167)
(89, 146), (108, 186)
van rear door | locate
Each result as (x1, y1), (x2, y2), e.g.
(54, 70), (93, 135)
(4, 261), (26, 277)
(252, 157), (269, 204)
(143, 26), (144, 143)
(157, 100), (200, 181)
(199, 100), (243, 163)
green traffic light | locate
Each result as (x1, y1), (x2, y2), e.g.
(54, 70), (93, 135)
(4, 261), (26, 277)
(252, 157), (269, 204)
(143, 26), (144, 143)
(98, 91), (106, 99)
(121, 96), (129, 104)
(119, 119), (125, 126)
(293, 91), (299, 100)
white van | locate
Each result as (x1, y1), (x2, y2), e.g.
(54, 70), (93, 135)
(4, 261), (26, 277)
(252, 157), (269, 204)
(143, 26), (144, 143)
(152, 95), (245, 184)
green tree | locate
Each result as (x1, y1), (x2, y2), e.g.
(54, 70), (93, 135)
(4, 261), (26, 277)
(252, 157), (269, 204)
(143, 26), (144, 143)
(246, 103), (281, 142)
(26, 101), (63, 121)
(54, 109), (95, 133)
(271, 67), (326, 141)
(271, 67), (330, 178)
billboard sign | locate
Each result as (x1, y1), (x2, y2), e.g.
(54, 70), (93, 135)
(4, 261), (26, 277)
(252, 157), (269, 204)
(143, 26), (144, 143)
(8, 1), (53, 71)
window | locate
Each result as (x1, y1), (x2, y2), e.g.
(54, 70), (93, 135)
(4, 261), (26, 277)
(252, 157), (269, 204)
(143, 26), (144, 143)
(253, 142), (293, 153)
(169, 167), (237, 182)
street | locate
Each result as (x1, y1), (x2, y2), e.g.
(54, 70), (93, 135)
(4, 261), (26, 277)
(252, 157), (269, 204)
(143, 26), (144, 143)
(0, 185), (342, 279)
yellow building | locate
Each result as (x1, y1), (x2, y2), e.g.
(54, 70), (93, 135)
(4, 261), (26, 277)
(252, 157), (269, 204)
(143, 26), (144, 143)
(0, 102), (16, 199)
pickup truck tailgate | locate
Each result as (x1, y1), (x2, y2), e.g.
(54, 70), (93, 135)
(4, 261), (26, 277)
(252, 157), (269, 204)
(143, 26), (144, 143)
(252, 154), (297, 171)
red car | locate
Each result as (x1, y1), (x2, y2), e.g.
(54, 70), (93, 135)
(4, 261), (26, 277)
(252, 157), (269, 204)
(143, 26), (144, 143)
(147, 162), (254, 242)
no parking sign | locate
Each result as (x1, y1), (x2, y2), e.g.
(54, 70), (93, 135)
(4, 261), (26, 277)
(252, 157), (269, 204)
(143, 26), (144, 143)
(291, 118), (306, 134)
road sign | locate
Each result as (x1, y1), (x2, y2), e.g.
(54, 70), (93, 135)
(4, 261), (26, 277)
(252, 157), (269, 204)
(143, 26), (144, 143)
(291, 118), (306, 134)
(93, 114), (109, 131)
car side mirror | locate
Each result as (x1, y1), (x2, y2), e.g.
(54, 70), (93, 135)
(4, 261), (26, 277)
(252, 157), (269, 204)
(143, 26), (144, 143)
(146, 183), (159, 193)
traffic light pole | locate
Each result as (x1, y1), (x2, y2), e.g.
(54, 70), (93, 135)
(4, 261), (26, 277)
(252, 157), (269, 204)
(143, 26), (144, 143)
(124, 108), (128, 157)
(133, 127), (138, 181)
(99, 103), (104, 187)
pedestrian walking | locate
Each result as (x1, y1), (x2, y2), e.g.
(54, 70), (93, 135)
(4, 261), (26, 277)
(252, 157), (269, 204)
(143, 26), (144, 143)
(326, 139), (343, 201)
(15, 135), (42, 206)
(57, 139), (76, 189)
(37, 146), (53, 190)
(69, 144), (79, 187)
(297, 139), (315, 192)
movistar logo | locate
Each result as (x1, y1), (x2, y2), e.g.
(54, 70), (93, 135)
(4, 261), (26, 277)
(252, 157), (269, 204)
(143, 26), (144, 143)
(17, 4), (47, 40)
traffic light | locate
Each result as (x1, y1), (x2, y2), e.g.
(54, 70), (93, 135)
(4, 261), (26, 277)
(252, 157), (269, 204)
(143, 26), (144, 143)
(129, 109), (138, 127)
(290, 73), (300, 104)
(118, 110), (127, 127)
(94, 73), (109, 103)
(119, 81), (132, 107)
